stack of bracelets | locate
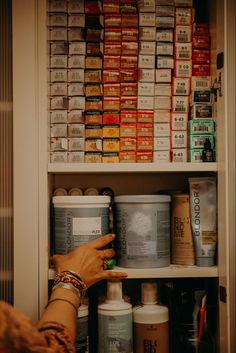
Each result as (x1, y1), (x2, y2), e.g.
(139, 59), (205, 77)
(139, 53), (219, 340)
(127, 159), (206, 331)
(45, 270), (87, 313)
(52, 270), (87, 300)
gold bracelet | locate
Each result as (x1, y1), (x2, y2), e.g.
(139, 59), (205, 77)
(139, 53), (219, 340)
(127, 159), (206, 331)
(45, 298), (78, 314)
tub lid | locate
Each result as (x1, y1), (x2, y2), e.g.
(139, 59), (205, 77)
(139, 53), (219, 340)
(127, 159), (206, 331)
(53, 195), (111, 204)
(114, 195), (171, 203)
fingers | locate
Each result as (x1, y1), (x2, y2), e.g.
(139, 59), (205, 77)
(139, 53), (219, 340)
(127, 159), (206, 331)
(86, 233), (115, 249)
(100, 248), (115, 259)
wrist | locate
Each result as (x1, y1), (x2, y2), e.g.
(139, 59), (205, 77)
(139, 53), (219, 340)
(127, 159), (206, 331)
(50, 287), (81, 309)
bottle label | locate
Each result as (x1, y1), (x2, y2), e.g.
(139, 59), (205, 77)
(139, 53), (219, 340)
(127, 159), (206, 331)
(54, 207), (109, 253)
(134, 322), (169, 353)
(98, 313), (133, 353)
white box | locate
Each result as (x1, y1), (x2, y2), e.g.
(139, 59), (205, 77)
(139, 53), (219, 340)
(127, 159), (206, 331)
(175, 43), (192, 60)
(50, 124), (68, 138)
(50, 83), (67, 96)
(138, 0), (156, 12)
(139, 13), (156, 27)
(154, 96), (171, 110)
(171, 112), (188, 130)
(68, 83), (84, 96)
(69, 42), (86, 55)
(138, 54), (156, 69)
(156, 29), (173, 42)
(138, 82), (155, 96)
(139, 27), (156, 41)
(50, 55), (68, 68)
(68, 138), (85, 151)
(172, 77), (190, 95)
(50, 69), (67, 82)
(50, 152), (68, 163)
(175, 26), (192, 43)
(154, 110), (171, 123)
(139, 41), (156, 55)
(68, 14), (85, 27)
(172, 148), (188, 162)
(68, 151), (85, 163)
(154, 122), (170, 136)
(138, 96), (154, 110)
(68, 55), (85, 68)
(156, 42), (173, 56)
(139, 69), (155, 82)
(68, 96), (85, 110)
(155, 83), (172, 96)
(153, 150), (170, 162)
(191, 76), (212, 90)
(175, 60), (192, 78)
(157, 56), (174, 69)
(68, 123), (85, 138)
(50, 110), (68, 124)
(67, 69), (84, 82)
(172, 96), (189, 113)
(154, 136), (170, 150)
(155, 69), (172, 83)
(171, 131), (188, 148)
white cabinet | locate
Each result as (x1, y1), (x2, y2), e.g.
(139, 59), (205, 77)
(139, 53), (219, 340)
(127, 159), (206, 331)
(12, 0), (235, 352)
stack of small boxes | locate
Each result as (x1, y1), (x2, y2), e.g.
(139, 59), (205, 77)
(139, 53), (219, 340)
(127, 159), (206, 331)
(48, 0), (215, 164)
(118, 1), (139, 163)
(171, 1), (193, 162)
(49, 0), (86, 163)
(136, 0), (156, 163)
(84, 1), (104, 163)
(189, 23), (215, 162)
(154, 0), (175, 162)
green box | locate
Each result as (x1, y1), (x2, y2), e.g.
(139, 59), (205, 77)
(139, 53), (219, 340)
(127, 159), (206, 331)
(188, 149), (203, 162)
(188, 119), (215, 134)
(189, 134), (215, 149)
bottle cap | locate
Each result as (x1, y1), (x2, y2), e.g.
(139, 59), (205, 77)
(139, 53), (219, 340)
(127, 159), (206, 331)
(106, 280), (124, 303)
(141, 282), (158, 305)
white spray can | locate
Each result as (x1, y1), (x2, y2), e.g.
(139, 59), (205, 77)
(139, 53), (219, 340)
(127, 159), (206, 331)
(133, 282), (169, 353)
(98, 280), (133, 353)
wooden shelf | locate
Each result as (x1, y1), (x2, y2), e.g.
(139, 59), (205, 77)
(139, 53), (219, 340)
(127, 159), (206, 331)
(48, 162), (217, 174)
(48, 265), (218, 280)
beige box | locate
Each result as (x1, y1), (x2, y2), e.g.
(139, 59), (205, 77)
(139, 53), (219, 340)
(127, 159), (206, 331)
(157, 56), (174, 69)
(68, 138), (85, 151)
(68, 151), (85, 163)
(50, 55), (67, 68)
(138, 54), (155, 69)
(48, 13), (68, 27)
(85, 152), (102, 163)
(138, 0), (155, 12)
(68, 14), (85, 27)
(103, 138), (120, 152)
(50, 96), (68, 110)
(102, 152), (119, 163)
(49, 28), (67, 41)
(172, 96), (189, 113)
(68, 55), (85, 69)
(139, 41), (156, 55)
(50, 151), (68, 163)
(154, 110), (171, 123)
(139, 13), (156, 27)
(50, 110), (67, 124)
(171, 148), (188, 162)
(172, 77), (190, 96)
(50, 124), (67, 138)
(67, 69), (84, 82)
(139, 69), (155, 82)
(154, 96), (171, 110)
(156, 42), (173, 56)
(68, 110), (84, 124)
(138, 96), (154, 110)
(68, 83), (84, 96)
(175, 60), (192, 78)
(69, 42), (86, 55)
(171, 113), (188, 130)
(50, 69), (67, 82)
(154, 122), (170, 136)
(85, 138), (103, 152)
(50, 83), (67, 96)
(50, 137), (68, 151)
(153, 150), (170, 162)
(154, 136), (170, 150)
(138, 82), (155, 96)
(155, 69), (172, 83)
(103, 125), (120, 138)
(68, 28), (84, 41)
(68, 96), (85, 110)
(156, 29), (173, 42)
(139, 27), (156, 41)
(171, 131), (188, 148)
(68, 124), (85, 138)
(155, 83), (172, 96)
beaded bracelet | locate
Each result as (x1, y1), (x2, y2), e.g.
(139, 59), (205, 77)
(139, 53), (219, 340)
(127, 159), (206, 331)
(53, 271), (87, 299)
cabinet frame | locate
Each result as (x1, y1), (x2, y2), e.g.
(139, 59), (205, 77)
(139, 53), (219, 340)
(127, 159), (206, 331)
(12, 0), (235, 351)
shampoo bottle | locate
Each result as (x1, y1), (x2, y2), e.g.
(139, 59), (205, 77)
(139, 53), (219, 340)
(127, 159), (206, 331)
(133, 282), (169, 353)
(98, 280), (133, 353)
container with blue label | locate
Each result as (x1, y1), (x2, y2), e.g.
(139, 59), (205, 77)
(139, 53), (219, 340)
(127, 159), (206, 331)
(52, 195), (110, 254)
(114, 195), (171, 268)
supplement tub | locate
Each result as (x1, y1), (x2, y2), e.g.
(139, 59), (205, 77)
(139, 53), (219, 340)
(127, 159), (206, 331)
(53, 195), (110, 254)
(114, 195), (171, 268)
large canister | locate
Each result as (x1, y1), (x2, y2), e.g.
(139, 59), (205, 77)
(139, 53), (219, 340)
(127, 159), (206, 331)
(114, 195), (171, 268)
(53, 195), (110, 254)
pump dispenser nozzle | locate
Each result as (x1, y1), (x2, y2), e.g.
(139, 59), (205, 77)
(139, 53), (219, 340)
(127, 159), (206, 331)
(106, 280), (124, 303)
(141, 282), (158, 305)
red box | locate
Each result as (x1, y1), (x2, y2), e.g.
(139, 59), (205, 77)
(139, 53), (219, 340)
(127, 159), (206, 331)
(121, 55), (138, 69)
(103, 55), (121, 69)
(137, 123), (154, 137)
(104, 14), (122, 27)
(104, 28), (122, 42)
(103, 69), (120, 83)
(103, 83), (121, 97)
(120, 110), (137, 123)
(120, 69), (138, 82)
(119, 151), (136, 162)
(192, 64), (210, 76)
(121, 14), (138, 27)
(120, 138), (137, 151)
(103, 112), (120, 124)
(192, 35), (211, 49)
(136, 151), (153, 163)
(120, 83), (137, 96)
(121, 96), (137, 110)
(122, 41), (138, 55)
(122, 27), (139, 41)
(192, 49), (210, 64)
(104, 42), (122, 56)
(193, 23), (209, 36)
(137, 110), (154, 123)
(137, 137), (154, 151)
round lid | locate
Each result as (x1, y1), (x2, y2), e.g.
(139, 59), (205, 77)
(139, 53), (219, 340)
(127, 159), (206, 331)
(52, 195), (111, 204)
(114, 195), (171, 203)
(53, 188), (67, 196)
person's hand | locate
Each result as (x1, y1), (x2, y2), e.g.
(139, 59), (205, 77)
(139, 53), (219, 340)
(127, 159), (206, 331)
(51, 233), (127, 288)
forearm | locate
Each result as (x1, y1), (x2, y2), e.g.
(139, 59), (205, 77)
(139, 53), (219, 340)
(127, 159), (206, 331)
(38, 287), (80, 341)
